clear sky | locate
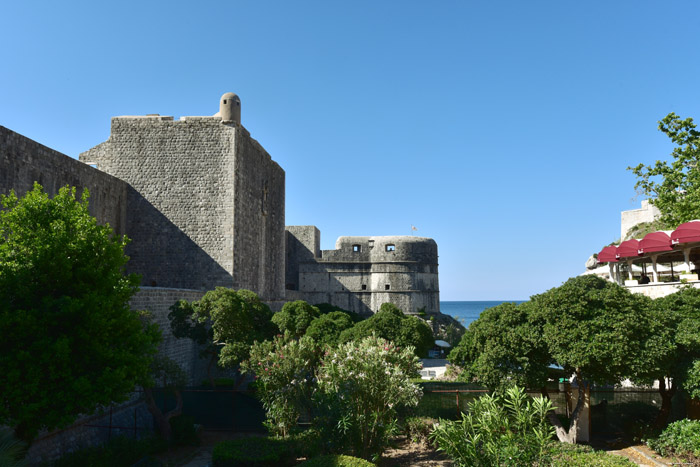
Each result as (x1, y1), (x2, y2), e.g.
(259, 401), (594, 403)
(2, 1), (700, 300)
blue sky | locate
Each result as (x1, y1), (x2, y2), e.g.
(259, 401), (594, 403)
(2, 1), (700, 300)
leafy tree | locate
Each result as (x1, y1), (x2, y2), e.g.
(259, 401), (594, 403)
(241, 334), (321, 436)
(633, 287), (700, 427)
(168, 287), (276, 386)
(0, 184), (161, 442)
(339, 303), (434, 357)
(529, 275), (652, 443)
(448, 301), (551, 392)
(629, 112), (700, 227)
(272, 300), (320, 338)
(314, 302), (362, 322)
(305, 311), (355, 347)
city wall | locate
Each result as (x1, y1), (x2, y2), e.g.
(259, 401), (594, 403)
(0, 125), (128, 235)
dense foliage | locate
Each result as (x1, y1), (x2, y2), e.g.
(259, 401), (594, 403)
(242, 335), (321, 436)
(169, 287), (276, 384)
(628, 112), (700, 227)
(430, 386), (555, 466)
(339, 304), (434, 357)
(0, 184), (161, 441)
(272, 300), (320, 338)
(305, 311), (355, 347)
(448, 301), (551, 391)
(316, 335), (422, 460)
(212, 436), (294, 467)
(647, 419), (700, 461)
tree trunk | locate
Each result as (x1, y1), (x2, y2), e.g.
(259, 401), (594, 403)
(542, 370), (586, 444)
(654, 377), (676, 429)
(143, 386), (183, 441)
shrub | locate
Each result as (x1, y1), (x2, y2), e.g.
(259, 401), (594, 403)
(429, 386), (555, 466)
(315, 335), (422, 461)
(272, 300), (320, 337)
(647, 418), (700, 459)
(0, 427), (27, 467)
(306, 311), (355, 347)
(546, 442), (637, 466)
(212, 437), (294, 467)
(402, 416), (436, 445)
(241, 335), (321, 436)
(298, 454), (376, 466)
(53, 435), (167, 467)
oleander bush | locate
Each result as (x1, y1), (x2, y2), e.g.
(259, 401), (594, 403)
(298, 454), (376, 466)
(430, 386), (555, 466)
(647, 418), (700, 460)
(315, 335), (422, 461)
(212, 436), (294, 467)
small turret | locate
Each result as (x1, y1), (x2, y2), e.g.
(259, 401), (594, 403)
(219, 92), (241, 124)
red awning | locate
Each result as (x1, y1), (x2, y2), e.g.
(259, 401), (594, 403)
(617, 239), (642, 259)
(639, 231), (673, 254)
(597, 245), (619, 263)
(671, 221), (700, 245)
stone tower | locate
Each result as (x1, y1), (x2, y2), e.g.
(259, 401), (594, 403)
(79, 94), (285, 300)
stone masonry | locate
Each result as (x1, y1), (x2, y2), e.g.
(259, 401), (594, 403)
(80, 114), (285, 298)
(286, 227), (440, 316)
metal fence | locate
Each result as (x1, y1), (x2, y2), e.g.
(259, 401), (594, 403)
(413, 382), (687, 436)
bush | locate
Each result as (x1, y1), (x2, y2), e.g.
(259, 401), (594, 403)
(298, 454), (376, 466)
(212, 437), (294, 467)
(241, 335), (321, 436)
(429, 386), (554, 466)
(315, 335), (422, 461)
(402, 417), (436, 445)
(53, 435), (167, 467)
(0, 427), (27, 467)
(546, 442), (637, 466)
(647, 418), (700, 460)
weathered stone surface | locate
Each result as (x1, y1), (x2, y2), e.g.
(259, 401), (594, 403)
(80, 116), (285, 298)
(0, 125), (128, 234)
(286, 229), (440, 315)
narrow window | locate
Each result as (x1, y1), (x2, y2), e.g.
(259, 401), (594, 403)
(385, 284), (390, 290)
(223, 99), (227, 104)
(386, 244), (395, 252)
(361, 284), (367, 290)
(353, 244), (361, 252)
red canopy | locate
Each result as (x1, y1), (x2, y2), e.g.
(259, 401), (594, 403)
(671, 221), (700, 245)
(639, 231), (673, 254)
(617, 239), (642, 258)
(597, 245), (619, 263)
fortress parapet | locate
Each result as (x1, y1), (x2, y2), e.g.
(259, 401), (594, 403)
(286, 227), (440, 316)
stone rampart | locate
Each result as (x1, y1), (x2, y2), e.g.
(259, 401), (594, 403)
(80, 117), (285, 299)
(0, 125), (128, 235)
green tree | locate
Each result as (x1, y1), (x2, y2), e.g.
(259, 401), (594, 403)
(0, 184), (161, 442)
(339, 303), (434, 357)
(633, 287), (700, 428)
(629, 112), (700, 227)
(272, 300), (320, 338)
(530, 275), (652, 443)
(168, 287), (276, 386)
(142, 355), (188, 442)
(448, 301), (552, 392)
(305, 311), (355, 347)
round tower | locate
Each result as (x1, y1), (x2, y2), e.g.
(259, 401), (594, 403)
(219, 92), (241, 124)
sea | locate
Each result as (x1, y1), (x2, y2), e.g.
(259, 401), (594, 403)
(440, 300), (525, 328)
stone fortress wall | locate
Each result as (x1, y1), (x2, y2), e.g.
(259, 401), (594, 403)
(286, 226), (440, 315)
(0, 126), (128, 235)
(79, 111), (285, 297)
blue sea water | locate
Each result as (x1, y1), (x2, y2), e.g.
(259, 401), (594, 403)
(440, 300), (525, 328)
